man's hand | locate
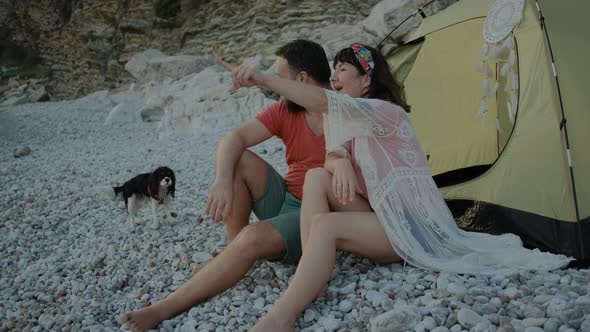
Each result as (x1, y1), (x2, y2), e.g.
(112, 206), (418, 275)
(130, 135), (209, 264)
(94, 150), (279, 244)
(216, 58), (266, 93)
(205, 179), (234, 223)
(332, 158), (362, 205)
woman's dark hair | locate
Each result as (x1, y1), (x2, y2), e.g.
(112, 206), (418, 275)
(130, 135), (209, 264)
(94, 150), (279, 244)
(275, 39), (331, 84)
(334, 45), (411, 112)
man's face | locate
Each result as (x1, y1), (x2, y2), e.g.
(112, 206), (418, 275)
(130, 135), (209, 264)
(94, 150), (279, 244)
(275, 57), (304, 112)
(275, 57), (296, 80)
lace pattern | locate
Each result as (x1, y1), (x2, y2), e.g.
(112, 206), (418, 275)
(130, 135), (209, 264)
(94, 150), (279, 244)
(324, 90), (573, 274)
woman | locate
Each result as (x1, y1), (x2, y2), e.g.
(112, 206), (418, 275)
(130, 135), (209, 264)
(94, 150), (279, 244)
(222, 43), (573, 331)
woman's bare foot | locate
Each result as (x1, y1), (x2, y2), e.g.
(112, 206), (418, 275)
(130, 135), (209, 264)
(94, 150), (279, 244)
(191, 260), (211, 276)
(120, 305), (167, 332)
(249, 315), (293, 332)
(316, 284), (328, 299)
(191, 248), (223, 275)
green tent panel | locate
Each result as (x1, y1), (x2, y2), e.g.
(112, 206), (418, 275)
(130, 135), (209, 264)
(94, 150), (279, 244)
(387, 0), (590, 262)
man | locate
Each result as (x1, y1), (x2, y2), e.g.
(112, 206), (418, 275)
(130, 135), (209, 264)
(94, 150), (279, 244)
(121, 39), (331, 331)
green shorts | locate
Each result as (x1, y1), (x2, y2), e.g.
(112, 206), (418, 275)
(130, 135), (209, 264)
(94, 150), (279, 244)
(252, 164), (302, 265)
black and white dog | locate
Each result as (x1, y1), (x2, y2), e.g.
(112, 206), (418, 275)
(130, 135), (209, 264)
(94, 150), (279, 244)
(97, 166), (176, 229)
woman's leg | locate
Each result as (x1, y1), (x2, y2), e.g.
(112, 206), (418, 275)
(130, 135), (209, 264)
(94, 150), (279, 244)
(250, 212), (401, 331)
(300, 168), (373, 298)
(121, 222), (284, 332)
(300, 168), (372, 250)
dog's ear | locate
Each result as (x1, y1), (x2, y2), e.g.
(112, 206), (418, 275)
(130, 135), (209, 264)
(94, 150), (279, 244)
(148, 172), (159, 197)
(169, 171), (176, 198)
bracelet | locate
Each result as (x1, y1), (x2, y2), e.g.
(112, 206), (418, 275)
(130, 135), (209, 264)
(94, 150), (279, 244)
(330, 146), (350, 160)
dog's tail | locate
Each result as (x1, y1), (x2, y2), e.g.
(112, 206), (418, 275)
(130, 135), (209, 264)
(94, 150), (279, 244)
(95, 185), (121, 200)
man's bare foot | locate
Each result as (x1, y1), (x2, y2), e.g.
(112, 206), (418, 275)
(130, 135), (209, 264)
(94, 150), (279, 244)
(249, 315), (293, 332)
(120, 305), (167, 332)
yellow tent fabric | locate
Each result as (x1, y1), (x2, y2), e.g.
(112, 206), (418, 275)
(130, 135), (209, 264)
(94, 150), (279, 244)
(388, 0), (575, 221)
(402, 18), (498, 176)
(538, 0), (590, 220)
(386, 0), (588, 260)
(442, 1), (576, 222)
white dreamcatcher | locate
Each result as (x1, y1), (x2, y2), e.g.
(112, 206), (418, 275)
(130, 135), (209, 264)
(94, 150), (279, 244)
(477, 0), (523, 131)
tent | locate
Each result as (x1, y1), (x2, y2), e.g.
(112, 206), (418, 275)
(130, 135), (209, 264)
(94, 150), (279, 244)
(385, 0), (589, 263)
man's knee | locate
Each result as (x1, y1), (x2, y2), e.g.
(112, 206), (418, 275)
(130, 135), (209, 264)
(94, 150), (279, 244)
(235, 150), (269, 199)
(231, 222), (285, 260)
(236, 150), (265, 177)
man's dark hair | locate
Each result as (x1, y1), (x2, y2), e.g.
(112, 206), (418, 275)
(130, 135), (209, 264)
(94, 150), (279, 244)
(275, 39), (331, 84)
(275, 40), (331, 112)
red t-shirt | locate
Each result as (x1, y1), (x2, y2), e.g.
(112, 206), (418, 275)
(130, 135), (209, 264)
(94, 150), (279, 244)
(256, 101), (326, 200)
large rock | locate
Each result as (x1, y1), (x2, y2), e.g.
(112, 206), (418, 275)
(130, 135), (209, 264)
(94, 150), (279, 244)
(125, 49), (214, 83)
(103, 64), (273, 136)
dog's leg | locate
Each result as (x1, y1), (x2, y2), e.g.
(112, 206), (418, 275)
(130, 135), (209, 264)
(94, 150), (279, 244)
(164, 197), (176, 224)
(150, 199), (160, 229)
(127, 195), (137, 228)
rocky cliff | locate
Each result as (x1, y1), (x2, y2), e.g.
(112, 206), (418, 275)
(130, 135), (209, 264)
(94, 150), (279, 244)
(0, 0), (455, 102)
(1, 0), (378, 99)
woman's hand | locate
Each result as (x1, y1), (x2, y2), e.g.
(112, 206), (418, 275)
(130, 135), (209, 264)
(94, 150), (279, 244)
(216, 57), (328, 114)
(332, 158), (362, 205)
(216, 58), (266, 93)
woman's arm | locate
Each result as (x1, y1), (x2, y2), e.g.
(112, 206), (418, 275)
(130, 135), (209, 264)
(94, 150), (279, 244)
(324, 141), (352, 173)
(217, 58), (328, 114)
(261, 75), (328, 114)
(323, 141), (361, 204)
(324, 152), (342, 174)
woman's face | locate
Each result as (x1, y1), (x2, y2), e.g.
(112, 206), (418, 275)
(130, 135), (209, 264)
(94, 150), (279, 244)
(330, 61), (370, 98)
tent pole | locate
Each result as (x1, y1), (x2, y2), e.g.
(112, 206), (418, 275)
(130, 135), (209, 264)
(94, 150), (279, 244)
(377, 0), (438, 48)
(535, 0), (584, 259)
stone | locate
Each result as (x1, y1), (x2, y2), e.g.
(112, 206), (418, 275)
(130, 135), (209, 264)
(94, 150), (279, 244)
(422, 316), (436, 330)
(523, 304), (545, 318)
(338, 300), (353, 313)
(38, 313), (55, 330)
(318, 316), (341, 331)
(543, 318), (561, 332)
(522, 318), (547, 327)
(304, 309), (317, 323)
(14, 146), (31, 158)
(474, 303), (499, 315)
(546, 298), (568, 319)
(447, 283), (467, 299)
(445, 312), (458, 328)
(370, 306), (421, 332)
(431, 327), (449, 332)
(457, 308), (484, 330)
(431, 307), (449, 326)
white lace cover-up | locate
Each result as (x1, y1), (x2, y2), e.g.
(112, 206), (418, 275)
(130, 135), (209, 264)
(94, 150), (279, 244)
(323, 90), (573, 274)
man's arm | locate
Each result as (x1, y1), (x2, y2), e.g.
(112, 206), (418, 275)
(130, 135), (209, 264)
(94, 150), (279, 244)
(215, 118), (273, 182)
(206, 118), (273, 222)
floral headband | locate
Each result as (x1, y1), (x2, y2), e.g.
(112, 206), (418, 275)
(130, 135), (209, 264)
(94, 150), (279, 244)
(351, 43), (375, 76)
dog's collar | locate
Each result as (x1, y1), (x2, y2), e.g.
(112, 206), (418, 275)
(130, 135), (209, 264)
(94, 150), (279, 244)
(147, 185), (164, 204)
